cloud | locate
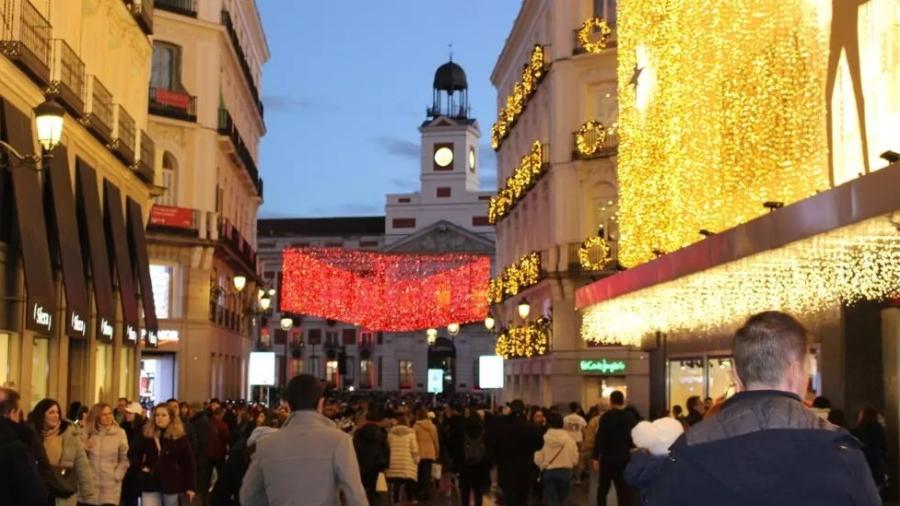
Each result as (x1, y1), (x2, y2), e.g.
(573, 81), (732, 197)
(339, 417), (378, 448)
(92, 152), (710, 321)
(263, 95), (339, 114)
(374, 137), (420, 160)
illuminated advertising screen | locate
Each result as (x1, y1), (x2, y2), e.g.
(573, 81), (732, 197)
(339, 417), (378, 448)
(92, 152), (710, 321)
(427, 368), (444, 394)
(248, 352), (276, 386)
(478, 355), (504, 389)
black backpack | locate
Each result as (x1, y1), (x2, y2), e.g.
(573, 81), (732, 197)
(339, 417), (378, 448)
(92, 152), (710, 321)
(463, 433), (486, 466)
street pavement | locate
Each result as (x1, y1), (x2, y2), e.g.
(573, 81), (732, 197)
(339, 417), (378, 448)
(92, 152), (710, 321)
(416, 478), (605, 506)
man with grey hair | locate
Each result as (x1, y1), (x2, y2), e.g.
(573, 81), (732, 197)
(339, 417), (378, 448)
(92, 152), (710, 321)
(625, 311), (880, 505)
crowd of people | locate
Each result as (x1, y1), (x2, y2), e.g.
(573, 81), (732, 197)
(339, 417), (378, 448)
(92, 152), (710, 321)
(0, 311), (892, 506)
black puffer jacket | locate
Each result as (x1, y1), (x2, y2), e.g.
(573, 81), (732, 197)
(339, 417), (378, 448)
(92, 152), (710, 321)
(0, 418), (47, 506)
(353, 422), (389, 481)
(625, 390), (880, 506)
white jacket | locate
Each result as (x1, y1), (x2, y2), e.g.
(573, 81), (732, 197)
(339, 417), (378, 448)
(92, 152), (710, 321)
(386, 425), (419, 480)
(533, 428), (579, 470)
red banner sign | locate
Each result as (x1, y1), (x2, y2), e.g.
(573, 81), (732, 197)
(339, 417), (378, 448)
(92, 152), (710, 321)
(150, 205), (195, 229)
(154, 88), (191, 109)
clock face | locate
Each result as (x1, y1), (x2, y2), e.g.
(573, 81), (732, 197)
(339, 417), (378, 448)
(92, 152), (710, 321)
(468, 147), (476, 171)
(434, 146), (454, 167)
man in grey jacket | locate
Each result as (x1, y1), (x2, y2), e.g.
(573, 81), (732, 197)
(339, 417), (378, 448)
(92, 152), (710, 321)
(240, 375), (367, 506)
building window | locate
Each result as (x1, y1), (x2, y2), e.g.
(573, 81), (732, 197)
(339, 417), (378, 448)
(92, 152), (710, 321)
(377, 332), (383, 345)
(151, 42), (183, 91)
(393, 218), (416, 229)
(155, 152), (178, 206)
(360, 240), (379, 248)
(360, 331), (373, 347)
(31, 338), (49, 408)
(360, 360), (373, 389)
(307, 328), (322, 345)
(398, 198), (411, 203)
(150, 264), (174, 319)
(325, 360), (338, 384)
(436, 187), (451, 198)
(478, 195), (492, 201)
(325, 331), (338, 347)
(668, 358), (704, 410)
(325, 242), (342, 247)
(399, 360), (413, 389)
(342, 328), (357, 345)
(377, 356), (383, 387)
(472, 216), (491, 227)
(290, 358), (304, 377)
(593, 0), (617, 26)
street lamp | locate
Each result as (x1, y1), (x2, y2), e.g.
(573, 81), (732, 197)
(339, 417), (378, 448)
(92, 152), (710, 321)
(233, 275), (247, 292)
(259, 294), (271, 311)
(426, 328), (437, 345)
(34, 97), (65, 151)
(280, 317), (293, 330)
(484, 316), (495, 331)
(518, 298), (531, 319)
(447, 322), (460, 336)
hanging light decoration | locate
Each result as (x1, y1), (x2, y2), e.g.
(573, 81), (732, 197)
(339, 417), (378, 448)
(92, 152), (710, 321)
(281, 248), (490, 331)
(487, 141), (545, 224)
(488, 252), (542, 304)
(495, 317), (552, 359)
(491, 45), (550, 150)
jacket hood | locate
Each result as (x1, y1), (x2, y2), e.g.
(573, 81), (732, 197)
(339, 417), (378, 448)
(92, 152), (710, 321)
(542, 428), (572, 449)
(414, 419), (433, 429)
(390, 425), (414, 437)
(669, 428), (864, 496)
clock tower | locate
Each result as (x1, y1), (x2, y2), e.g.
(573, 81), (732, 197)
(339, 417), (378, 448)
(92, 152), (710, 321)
(419, 59), (481, 194)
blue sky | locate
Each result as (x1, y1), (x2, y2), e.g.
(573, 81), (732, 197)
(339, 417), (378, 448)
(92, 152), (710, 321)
(256, 1), (521, 218)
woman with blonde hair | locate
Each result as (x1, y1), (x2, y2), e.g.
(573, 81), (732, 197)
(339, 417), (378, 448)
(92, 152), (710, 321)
(129, 403), (196, 506)
(81, 403), (129, 506)
(27, 398), (96, 506)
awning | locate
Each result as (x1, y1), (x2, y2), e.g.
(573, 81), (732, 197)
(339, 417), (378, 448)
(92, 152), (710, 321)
(126, 198), (158, 348)
(103, 181), (140, 345)
(576, 162), (900, 346)
(1, 99), (56, 334)
(76, 159), (117, 342)
(46, 145), (90, 338)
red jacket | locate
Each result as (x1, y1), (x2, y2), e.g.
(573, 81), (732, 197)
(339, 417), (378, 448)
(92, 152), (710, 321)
(207, 417), (230, 460)
(130, 435), (196, 494)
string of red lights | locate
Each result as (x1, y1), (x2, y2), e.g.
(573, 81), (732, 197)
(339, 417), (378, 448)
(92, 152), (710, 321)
(280, 248), (491, 331)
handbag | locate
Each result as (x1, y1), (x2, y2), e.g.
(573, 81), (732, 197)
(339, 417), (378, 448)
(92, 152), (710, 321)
(536, 445), (565, 483)
(431, 462), (443, 481)
(375, 472), (388, 493)
(47, 466), (78, 498)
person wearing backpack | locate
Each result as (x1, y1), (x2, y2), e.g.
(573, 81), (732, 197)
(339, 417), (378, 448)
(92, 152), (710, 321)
(459, 412), (490, 506)
(534, 412), (579, 506)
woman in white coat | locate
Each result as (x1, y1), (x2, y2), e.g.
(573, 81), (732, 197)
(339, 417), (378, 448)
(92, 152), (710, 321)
(534, 412), (579, 506)
(386, 414), (419, 504)
(81, 403), (129, 506)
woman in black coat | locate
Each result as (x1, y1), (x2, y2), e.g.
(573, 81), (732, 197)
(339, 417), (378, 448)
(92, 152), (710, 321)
(129, 404), (196, 505)
(852, 407), (887, 491)
(353, 408), (390, 504)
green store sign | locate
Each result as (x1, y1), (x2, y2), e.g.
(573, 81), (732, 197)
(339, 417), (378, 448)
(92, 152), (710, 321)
(580, 359), (627, 374)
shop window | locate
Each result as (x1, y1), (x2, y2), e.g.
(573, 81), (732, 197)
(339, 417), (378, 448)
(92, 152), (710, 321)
(95, 343), (113, 403)
(706, 356), (734, 401)
(668, 358), (704, 410)
(0, 332), (9, 386)
(399, 360), (413, 389)
(30, 338), (49, 409)
(118, 347), (135, 400)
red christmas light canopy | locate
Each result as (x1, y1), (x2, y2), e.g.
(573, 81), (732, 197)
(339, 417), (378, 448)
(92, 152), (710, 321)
(280, 248), (490, 331)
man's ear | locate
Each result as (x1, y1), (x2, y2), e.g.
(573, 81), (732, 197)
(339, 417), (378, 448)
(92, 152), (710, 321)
(317, 397), (325, 413)
(731, 363), (745, 392)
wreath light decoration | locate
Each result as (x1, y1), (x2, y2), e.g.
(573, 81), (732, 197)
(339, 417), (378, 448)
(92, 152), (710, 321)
(577, 17), (612, 54)
(575, 120), (609, 157)
(578, 235), (611, 271)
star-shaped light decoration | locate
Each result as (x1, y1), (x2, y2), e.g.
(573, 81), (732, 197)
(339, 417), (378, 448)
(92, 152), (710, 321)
(629, 63), (644, 88)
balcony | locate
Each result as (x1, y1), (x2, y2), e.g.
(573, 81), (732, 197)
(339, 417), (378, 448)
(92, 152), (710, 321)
(135, 130), (154, 183)
(572, 121), (618, 161)
(148, 204), (201, 237)
(564, 239), (620, 273)
(220, 8), (264, 118)
(218, 217), (257, 270)
(113, 105), (136, 165)
(149, 86), (197, 122)
(0, 0), (51, 86)
(124, 0), (153, 35)
(218, 106), (263, 196)
(83, 75), (114, 145)
(48, 39), (85, 117)
(154, 0), (197, 17)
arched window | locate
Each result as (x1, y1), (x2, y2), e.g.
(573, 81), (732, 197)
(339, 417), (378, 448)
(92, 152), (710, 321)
(156, 151), (178, 206)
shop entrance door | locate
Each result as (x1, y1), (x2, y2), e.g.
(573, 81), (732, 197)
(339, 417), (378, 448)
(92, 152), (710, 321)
(140, 353), (176, 407)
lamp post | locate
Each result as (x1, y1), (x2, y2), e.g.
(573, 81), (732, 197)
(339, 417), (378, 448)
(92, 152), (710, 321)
(233, 275), (247, 292)
(518, 298), (531, 320)
(447, 322), (460, 337)
(484, 316), (495, 331)
(0, 97), (65, 165)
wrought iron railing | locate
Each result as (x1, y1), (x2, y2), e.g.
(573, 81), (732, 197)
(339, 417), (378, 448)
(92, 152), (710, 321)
(135, 130), (155, 183)
(154, 0), (196, 17)
(220, 8), (264, 118)
(48, 38), (85, 117)
(84, 75), (114, 144)
(115, 105), (136, 164)
(0, 0), (51, 85)
(218, 106), (263, 195)
(149, 85), (197, 121)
